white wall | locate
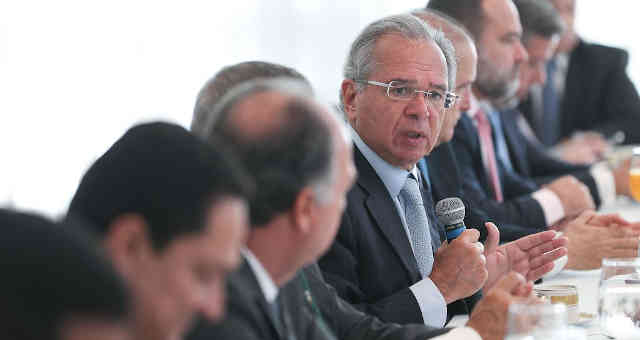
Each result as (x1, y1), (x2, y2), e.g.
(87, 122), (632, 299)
(1, 0), (638, 217)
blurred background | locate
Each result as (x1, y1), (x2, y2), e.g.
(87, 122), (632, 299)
(1, 0), (638, 217)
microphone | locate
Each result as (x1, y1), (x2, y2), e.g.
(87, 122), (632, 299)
(435, 197), (466, 241)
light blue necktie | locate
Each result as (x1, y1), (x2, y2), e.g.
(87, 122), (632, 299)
(400, 174), (434, 278)
(487, 108), (515, 172)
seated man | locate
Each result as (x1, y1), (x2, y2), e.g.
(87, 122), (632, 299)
(319, 12), (566, 329)
(189, 71), (540, 340)
(429, 0), (596, 233)
(500, 0), (631, 205)
(67, 122), (253, 340)
(0, 209), (131, 340)
(520, 0), (640, 159)
(413, 9), (537, 241)
(418, 5), (640, 270)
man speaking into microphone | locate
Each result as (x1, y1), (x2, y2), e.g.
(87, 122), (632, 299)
(319, 13), (567, 328)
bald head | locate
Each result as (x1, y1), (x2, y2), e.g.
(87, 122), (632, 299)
(191, 61), (312, 132)
(193, 79), (335, 226)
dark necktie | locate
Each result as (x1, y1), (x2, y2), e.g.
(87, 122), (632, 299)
(540, 58), (560, 146)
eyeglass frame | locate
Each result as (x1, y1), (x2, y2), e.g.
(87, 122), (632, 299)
(355, 80), (458, 109)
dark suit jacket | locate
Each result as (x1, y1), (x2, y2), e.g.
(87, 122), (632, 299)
(187, 261), (451, 340)
(319, 146), (478, 326)
(500, 108), (602, 207)
(450, 113), (547, 233)
(428, 143), (539, 242)
(520, 40), (640, 144)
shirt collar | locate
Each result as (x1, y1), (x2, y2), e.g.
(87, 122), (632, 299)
(243, 249), (279, 303)
(349, 124), (417, 197)
(465, 93), (496, 119)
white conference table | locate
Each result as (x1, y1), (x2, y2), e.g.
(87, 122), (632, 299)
(539, 198), (640, 339)
(449, 198), (640, 338)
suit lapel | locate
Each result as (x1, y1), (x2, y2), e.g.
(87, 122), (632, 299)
(240, 261), (287, 340)
(354, 147), (423, 282)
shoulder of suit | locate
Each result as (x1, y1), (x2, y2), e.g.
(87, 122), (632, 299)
(576, 40), (628, 64)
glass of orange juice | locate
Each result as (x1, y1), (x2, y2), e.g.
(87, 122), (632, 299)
(630, 147), (640, 201)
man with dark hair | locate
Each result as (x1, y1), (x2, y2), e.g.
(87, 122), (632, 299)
(500, 0), (640, 268)
(427, 0), (598, 234)
(67, 122), (252, 340)
(0, 209), (131, 340)
(520, 0), (640, 155)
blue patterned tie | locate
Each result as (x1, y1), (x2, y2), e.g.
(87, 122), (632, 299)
(400, 174), (434, 278)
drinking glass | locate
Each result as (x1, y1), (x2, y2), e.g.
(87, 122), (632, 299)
(505, 303), (570, 340)
(629, 147), (640, 201)
(599, 257), (640, 339)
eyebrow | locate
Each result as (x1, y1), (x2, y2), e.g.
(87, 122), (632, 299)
(388, 78), (448, 92)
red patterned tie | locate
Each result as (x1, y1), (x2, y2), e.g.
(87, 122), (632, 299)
(473, 109), (504, 202)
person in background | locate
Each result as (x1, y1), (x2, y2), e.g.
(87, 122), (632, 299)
(0, 208), (132, 340)
(67, 122), (253, 340)
(428, 0), (596, 234)
(519, 0), (640, 163)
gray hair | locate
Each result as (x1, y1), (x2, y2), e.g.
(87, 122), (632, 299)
(340, 13), (457, 107)
(193, 78), (336, 211)
(513, 0), (565, 44)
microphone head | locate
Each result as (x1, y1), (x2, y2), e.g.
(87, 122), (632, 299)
(435, 197), (465, 225)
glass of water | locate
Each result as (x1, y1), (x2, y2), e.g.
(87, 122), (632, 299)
(506, 303), (570, 340)
(599, 257), (640, 339)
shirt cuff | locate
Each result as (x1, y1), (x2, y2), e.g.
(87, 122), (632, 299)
(432, 327), (483, 340)
(531, 188), (565, 226)
(409, 278), (447, 327)
(590, 162), (616, 207)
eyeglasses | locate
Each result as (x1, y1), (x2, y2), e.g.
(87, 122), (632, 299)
(357, 80), (457, 109)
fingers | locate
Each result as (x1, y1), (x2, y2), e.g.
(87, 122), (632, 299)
(484, 222), (500, 256)
(609, 248), (640, 259)
(572, 210), (598, 225)
(491, 271), (527, 294)
(528, 246), (568, 268)
(526, 262), (556, 281)
(524, 236), (568, 259)
(511, 230), (558, 252)
(456, 228), (480, 244)
(603, 236), (640, 250)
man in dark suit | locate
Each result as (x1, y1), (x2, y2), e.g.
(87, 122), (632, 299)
(413, 10), (539, 242)
(67, 122), (253, 340)
(520, 0), (640, 159)
(319, 12), (568, 332)
(429, 0), (599, 233)
(499, 0), (636, 206)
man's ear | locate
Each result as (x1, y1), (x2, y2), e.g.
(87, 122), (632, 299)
(289, 186), (316, 236)
(341, 79), (359, 123)
(103, 213), (155, 279)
